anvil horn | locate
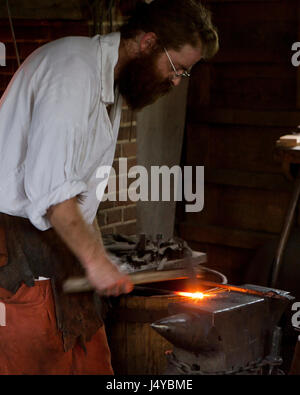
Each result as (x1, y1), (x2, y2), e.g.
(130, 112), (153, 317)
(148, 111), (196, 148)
(151, 313), (221, 352)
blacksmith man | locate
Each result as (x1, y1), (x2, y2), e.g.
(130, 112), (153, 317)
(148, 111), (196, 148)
(0, 0), (218, 374)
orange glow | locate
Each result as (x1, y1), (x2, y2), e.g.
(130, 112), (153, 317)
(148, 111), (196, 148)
(176, 291), (205, 299)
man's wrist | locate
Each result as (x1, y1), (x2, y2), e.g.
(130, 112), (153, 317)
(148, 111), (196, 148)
(80, 240), (109, 270)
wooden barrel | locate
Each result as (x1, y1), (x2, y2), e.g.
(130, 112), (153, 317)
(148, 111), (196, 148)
(105, 276), (220, 375)
(105, 293), (173, 375)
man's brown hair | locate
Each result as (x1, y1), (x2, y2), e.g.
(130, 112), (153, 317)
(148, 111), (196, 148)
(120, 0), (219, 60)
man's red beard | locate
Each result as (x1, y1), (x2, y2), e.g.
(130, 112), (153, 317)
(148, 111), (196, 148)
(117, 49), (173, 111)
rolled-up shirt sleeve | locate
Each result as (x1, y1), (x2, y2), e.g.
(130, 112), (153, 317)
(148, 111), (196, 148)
(24, 55), (96, 230)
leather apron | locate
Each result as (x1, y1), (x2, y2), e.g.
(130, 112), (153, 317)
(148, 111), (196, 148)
(0, 213), (105, 352)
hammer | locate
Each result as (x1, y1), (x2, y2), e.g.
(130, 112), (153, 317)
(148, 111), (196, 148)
(63, 265), (202, 294)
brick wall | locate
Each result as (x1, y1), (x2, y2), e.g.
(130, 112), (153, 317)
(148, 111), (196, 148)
(0, 5), (137, 235)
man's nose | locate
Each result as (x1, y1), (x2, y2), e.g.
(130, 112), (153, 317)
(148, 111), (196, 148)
(171, 77), (181, 87)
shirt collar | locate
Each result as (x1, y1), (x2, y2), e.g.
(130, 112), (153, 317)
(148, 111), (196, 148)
(99, 32), (121, 105)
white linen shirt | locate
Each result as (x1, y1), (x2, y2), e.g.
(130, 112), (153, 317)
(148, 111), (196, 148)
(0, 32), (122, 230)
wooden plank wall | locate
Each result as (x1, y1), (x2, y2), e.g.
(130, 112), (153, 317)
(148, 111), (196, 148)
(178, 0), (300, 284)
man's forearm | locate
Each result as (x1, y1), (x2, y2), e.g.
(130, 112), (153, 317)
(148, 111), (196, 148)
(92, 216), (104, 248)
(47, 197), (133, 296)
(47, 197), (106, 269)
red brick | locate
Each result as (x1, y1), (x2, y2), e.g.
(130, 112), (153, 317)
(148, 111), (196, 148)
(118, 125), (137, 142)
(112, 158), (137, 176)
(114, 143), (122, 158)
(98, 200), (115, 210)
(122, 142), (137, 158)
(114, 194), (135, 207)
(100, 225), (115, 236)
(123, 205), (137, 221)
(115, 221), (137, 236)
(117, 127), (130, 141)
(127, 158), (137, 169)
(108, 187), (136, 207)
(108, 161), (117, 175)
(128, 125), (137, 141)
(97, 211), (107, 227)
(106, 208), (122, 225)
(120, 108), (136, 124)
(114, 201), (135, 209)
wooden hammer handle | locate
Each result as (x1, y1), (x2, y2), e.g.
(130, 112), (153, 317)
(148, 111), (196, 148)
(63, 268), (202, 293)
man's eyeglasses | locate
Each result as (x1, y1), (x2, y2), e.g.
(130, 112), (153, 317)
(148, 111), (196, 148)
(164, 48), (191, 79)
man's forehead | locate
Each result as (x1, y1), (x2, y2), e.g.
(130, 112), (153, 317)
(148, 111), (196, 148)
(169, 43), (203, 67)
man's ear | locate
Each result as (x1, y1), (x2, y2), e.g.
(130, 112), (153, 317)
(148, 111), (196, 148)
(139, 32), (158, 54)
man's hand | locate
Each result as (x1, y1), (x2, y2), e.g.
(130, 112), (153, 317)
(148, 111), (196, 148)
(47, 197), (133, 296)
(85, 253), (133, 296)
